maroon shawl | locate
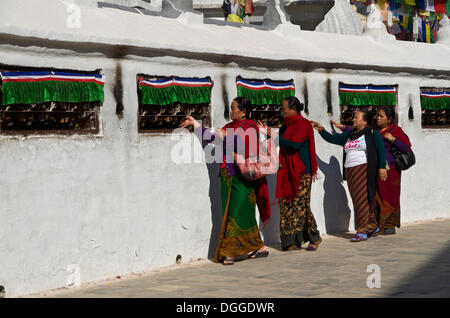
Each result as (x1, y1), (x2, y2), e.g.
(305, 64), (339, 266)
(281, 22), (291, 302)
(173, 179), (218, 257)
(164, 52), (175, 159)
(379, 123), (411, 148)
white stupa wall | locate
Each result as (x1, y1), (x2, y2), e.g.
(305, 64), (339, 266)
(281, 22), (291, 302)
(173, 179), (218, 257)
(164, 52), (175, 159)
(315, 0), (363, 35)
(0, 0), (449, 297)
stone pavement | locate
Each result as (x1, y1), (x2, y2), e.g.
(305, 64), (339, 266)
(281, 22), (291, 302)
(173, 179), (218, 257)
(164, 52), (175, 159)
(35, 219), (450, 298)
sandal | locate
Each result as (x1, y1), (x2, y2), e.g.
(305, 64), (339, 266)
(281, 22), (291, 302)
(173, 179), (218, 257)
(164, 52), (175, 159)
(382, 228), (396, 235)
(368, 228), (380, 238)
(350, 234), (368, 242)
(283, 245), (301, 251)
(306, 238), (322, 251)
(222, 257), (234, 265)
(249, 247), (269, 259)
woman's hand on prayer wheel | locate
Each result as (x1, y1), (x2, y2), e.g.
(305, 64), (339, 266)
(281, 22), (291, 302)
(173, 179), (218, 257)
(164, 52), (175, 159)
(180, 115), (200, 129)
(330, 119), (345, 131)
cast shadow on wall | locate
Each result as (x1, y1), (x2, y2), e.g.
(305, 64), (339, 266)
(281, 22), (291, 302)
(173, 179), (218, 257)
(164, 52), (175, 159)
(259, 155), (352, 249)
(316, 155), (351, 234)
(195, 132), (352, 259)
(194, 131), (223, 260)
(259, 173), (280, 247)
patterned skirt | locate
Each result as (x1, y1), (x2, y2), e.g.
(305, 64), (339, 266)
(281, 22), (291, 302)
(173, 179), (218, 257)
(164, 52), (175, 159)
(279, 173), (320, 250)
(345, 164), (378, 234)
(376, 166), (402, 231)
(214, 168), (264, 263)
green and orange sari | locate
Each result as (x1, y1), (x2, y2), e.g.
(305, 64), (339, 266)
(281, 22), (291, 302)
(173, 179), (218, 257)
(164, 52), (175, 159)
(213, 118), (270, 263)
(214, 168), (265, 262)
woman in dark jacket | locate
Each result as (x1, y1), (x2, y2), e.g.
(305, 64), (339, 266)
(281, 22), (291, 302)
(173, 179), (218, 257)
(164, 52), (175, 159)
(271, 96), (322, 251)
(311, 110), (387, 242)
(331, 107), (412, 235)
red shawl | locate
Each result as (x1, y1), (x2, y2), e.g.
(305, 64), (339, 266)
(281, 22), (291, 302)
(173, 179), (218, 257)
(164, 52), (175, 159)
(276, 114), (318, 201)
(222, 119), (271, 227)
(379, 123), (411, 147)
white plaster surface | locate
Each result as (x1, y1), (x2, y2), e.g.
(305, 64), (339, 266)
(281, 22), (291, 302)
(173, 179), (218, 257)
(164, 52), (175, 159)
(315, 0), (363, 35)
(1, 0), (450, 71)
(193, 0), (267, 8)
(76, 0), (157, 10)
(362, 3), (395, 41)
(437, 15), (450, 46)
(0, 0), (449, 298)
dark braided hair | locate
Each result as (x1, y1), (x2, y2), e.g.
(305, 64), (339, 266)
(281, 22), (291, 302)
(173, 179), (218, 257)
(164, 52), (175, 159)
(283, 96), (304, 113)
(233, 97), (252, 119)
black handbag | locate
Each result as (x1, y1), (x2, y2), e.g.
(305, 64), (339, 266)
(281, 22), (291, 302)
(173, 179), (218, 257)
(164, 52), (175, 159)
(389, 127), (415, 171)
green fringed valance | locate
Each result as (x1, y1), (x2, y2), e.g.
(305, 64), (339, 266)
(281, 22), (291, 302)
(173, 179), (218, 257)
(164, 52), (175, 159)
(339, 84), (397, 106)
(236, 77), (295, 105)
(138, 77), (213, 105)
(339, 92), (397, 106)
(0, 72), (104, 106)
(420, 92), (450, 110)
(236, 86), (295, 105)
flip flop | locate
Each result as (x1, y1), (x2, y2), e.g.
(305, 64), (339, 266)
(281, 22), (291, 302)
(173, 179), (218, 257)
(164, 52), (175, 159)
(283, 245), (301, 251)
(306, 238), (322, 251)
(382, 228), (396, 235)
(368, 228), (380, 237)
(249, 248), (269, 259)
(222, 257), (235, 265)
(350, 234), (368, 242)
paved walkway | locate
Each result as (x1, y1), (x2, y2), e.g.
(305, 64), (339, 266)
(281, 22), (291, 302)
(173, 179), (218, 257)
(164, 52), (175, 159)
(35, 219), (450, 298)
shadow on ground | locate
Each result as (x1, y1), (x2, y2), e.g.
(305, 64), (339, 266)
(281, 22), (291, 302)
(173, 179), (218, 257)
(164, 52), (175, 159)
(387, 241), (450, 297)
(327, 232), (355, 240)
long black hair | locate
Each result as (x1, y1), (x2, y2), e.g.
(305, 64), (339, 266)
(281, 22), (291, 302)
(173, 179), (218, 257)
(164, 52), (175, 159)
(283, 96), (304, 113)
(233, 97), (252, 119)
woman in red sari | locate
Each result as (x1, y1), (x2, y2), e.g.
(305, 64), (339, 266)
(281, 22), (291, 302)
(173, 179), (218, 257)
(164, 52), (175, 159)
(375, 107), (412, 235)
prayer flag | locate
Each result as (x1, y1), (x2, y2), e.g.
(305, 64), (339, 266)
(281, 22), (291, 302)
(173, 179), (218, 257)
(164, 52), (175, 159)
(416, 0), (427, 9)
(433, 0), (446, 14)
(425, 0), (435, 11)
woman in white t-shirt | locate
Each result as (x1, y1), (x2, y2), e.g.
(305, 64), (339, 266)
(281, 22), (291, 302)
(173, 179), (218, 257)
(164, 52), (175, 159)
(311, 110), (387, 242)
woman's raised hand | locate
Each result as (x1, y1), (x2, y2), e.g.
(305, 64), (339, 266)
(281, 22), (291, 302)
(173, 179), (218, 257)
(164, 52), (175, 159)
(310, 120), (324, 132)
(257, 120), (271, 137)
(331, 120), (345, 131)
(179, 115), (200, 129)
(256, 120), (268, 131)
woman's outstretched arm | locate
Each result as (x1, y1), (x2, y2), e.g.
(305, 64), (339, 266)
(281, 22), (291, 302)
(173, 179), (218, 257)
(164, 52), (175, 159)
(310, 120), (348, 146)
(180, 115), (225, 144)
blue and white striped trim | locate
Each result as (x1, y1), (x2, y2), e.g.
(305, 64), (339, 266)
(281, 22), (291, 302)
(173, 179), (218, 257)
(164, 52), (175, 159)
(420, 92), (450, 98)
(236, 77), (295, 91)
(339, 84), (396, 94)
(139, 77), (212, 88)
(0, 71), (104, 84)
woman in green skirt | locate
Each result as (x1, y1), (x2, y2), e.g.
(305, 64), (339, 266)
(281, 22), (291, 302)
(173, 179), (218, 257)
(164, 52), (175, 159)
(180, 97), (271, 265)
